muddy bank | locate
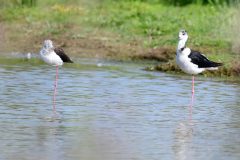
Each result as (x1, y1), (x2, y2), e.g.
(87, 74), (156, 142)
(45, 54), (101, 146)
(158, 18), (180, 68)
(0, 23), (175, 62)
(0, 23), (239, 78)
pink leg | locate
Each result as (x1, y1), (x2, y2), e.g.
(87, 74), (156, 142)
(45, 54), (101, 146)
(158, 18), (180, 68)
(190, 75), (194, 114)
(53, 65), (58, 111)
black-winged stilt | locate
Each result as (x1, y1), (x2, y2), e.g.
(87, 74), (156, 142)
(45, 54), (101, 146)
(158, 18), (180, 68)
(39, 40), (73, 111)
(176, 30), (222, 112)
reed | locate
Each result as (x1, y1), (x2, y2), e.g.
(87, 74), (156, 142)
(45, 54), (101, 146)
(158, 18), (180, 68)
(0, 0), (37, 7)
(124, 0), (240, 6)
(21, 0), (37, 7)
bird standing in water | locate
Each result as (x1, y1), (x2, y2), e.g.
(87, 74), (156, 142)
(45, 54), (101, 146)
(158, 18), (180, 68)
(176, 30), (222, 112)
(39, 40), (73, 111)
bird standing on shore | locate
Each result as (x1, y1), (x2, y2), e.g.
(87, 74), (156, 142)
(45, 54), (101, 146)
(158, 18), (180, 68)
(39, 40), (73, 111)
(176, 30), (222, 112)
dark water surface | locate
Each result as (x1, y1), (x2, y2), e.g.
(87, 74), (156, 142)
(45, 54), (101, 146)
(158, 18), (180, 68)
(0, 57), (239, 160)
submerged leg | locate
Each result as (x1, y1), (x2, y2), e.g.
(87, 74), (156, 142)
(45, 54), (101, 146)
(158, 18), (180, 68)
(190, 75), (194, 115)
(53, 65), (58, 111)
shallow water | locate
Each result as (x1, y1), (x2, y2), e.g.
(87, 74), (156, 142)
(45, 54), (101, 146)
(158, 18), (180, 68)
(0, 57), (240, 160)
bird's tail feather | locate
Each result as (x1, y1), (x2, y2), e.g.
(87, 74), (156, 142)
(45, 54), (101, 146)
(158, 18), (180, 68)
(206, 61), (223, 70)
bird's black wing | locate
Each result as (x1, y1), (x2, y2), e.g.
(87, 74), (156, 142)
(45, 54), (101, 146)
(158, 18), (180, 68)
(54, 48), (73, 63)
(188, 50), (222, 68)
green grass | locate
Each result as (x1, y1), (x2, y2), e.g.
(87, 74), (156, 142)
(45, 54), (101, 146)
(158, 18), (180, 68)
(85, 1), (235, 48)
(0, 1), (236, 46)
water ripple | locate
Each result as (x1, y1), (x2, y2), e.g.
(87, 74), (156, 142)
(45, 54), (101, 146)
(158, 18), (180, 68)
(0, 58), (239, 160)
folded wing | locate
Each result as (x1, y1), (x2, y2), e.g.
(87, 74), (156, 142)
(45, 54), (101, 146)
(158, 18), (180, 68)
(188, 50), (222, 68)
(54, 48), (73, 63)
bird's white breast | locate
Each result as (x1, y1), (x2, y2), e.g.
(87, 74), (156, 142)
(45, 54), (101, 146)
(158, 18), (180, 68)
(40, 49), (63, 66)
(176, 48), (204, 75)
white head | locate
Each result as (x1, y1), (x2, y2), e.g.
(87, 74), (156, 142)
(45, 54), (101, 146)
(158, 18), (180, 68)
(177, 29), (188, 51)
(178, 29), (188, 42)
(43, 40), (54, 49)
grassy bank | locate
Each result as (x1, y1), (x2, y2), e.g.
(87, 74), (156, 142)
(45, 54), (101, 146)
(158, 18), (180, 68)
(0, 0), (239, 76)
